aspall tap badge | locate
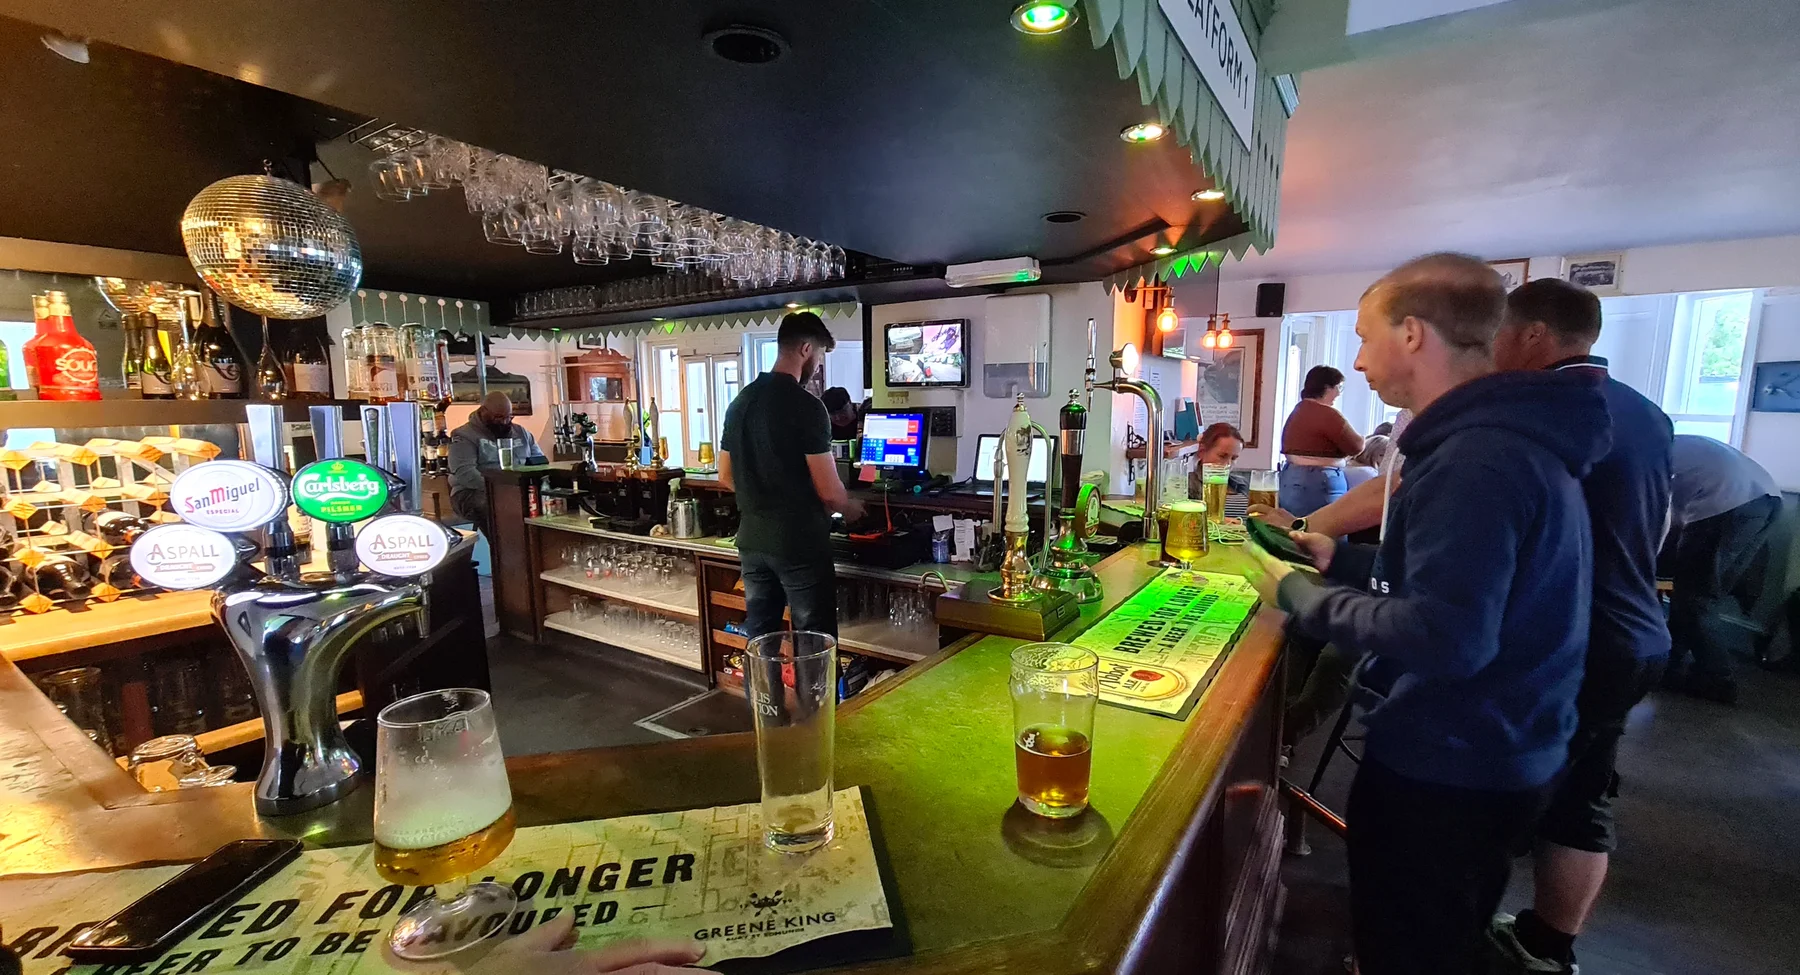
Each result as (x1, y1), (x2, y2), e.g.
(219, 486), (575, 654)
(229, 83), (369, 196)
(167, 460), (290, 533)
(130, 523), (239, 590)
(355, 513), (451, 578)
(291, 458), (389, 523)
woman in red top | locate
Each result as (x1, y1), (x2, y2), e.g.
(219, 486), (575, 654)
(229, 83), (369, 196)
(1278, 365), (1365, 516)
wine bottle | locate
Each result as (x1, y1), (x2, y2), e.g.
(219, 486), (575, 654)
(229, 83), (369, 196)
(34, 553), (92, 599)
(290, 322), (333, 401)
(197, 293), (245, 399)
(121, 311), (147, 393)
(88, 509), (149, 546)
(170, 297), (203, 401)
(98, 551), (144, 590)
(140, 312), (176, 399)
(257, 316), (288, 399)
(36, 291), (102, 401)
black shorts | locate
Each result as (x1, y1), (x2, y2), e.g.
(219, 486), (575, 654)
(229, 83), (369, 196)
(1536, 654), (1666, 853)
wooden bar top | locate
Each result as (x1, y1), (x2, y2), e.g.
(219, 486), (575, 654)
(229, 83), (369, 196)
(1, 589), (214, 663)
(0, 543), (1284, 973)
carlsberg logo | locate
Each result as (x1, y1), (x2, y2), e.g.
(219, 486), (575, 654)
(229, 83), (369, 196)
(296, 474), (382, 500)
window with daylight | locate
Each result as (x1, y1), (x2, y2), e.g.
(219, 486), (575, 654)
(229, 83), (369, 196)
(652, 344), (682, 466)
(1662, 291), (1754, 442)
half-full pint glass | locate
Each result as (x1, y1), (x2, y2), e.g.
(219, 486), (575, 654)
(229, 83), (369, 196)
(1010, 643), (1098, 818)
(745, 630), (837, 853)
(1201, 464), (1231, 525)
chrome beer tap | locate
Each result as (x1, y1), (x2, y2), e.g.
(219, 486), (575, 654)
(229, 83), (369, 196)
(1088, 348), (1164, 546)
(132, 404), (463, 817)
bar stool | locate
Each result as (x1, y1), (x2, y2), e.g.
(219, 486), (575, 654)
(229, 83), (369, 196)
(1284, 655), (1388, 855)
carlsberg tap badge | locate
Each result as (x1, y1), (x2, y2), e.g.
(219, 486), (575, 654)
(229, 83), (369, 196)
(291, 458), (390, 522)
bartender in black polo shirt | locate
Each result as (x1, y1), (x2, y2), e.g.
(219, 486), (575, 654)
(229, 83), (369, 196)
(719, 313), (865, 637)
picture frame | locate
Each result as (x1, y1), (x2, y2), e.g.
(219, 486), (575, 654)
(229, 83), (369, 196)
(1565, 252), (1625, 296)
(1489, 258), (1530, 291)
(1751, 361), (1800, 413)
(574, 333), (611, 351)
(1189, 328), (1264, 448)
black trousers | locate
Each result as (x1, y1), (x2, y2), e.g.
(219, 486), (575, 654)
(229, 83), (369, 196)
(740, 549), (838, 638)
(1668, 495), (1780, 682)
(1347, 759), (1548, 975)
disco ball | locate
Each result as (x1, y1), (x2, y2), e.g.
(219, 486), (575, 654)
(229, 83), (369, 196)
(180, 174), (362, 319)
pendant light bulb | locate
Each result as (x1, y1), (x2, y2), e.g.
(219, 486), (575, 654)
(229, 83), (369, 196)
(1201, 329), (1218, 349)
(1217, 327), (1233, 349)
(1156, 305), (1179, 333)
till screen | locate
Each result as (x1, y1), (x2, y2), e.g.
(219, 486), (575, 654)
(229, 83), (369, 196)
(860, 413), (925, 468)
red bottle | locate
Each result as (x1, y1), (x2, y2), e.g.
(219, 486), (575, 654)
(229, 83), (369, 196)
(21, 294), (51, 389)
(35, 290), (101, 401)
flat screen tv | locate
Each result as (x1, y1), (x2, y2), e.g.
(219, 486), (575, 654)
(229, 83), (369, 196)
(884, 319), (968, 388)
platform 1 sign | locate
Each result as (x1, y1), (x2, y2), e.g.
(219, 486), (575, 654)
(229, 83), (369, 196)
(0, 790), (892, 974)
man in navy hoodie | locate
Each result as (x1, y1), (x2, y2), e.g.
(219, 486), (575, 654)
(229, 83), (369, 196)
(1486, 279), (1672, 974)
(1243, 253), (1612, 975)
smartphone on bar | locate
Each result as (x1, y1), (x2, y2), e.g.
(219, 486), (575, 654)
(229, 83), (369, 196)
(63, 839), (303, 965)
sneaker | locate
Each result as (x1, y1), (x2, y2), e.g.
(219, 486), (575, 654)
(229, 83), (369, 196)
(1486, 914), (1578, 975)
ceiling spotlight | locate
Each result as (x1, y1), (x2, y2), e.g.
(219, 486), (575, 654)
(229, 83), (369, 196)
(1119, 121), (1166, 144)
(785, 302), (802, 309)
(1191, 188), (1226, 202)
(1156, 305), (1179, 333)
(1012, 2), (1078, 34)
(1151, 245), (1176, 256)
(40, 31), (90, 64)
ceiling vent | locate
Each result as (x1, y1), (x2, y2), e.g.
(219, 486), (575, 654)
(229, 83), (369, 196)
(703, 25), (788, 65)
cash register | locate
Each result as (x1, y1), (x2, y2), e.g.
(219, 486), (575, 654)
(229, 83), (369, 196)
(833, 411), (932, 566)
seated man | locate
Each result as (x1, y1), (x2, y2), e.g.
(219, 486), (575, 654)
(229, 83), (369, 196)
(448, 391), (546, 537)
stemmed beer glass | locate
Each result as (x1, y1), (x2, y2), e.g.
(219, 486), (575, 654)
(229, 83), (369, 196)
(374, 688), (518, 960)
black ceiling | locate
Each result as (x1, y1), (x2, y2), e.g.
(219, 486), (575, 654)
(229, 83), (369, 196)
(0, 2), (1245, 300)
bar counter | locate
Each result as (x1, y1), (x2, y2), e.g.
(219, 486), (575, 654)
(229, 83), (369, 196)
(0, 542), (1286, 974)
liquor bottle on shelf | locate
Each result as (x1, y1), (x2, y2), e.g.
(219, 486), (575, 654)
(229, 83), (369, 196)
(343, 324), (369, 400)
(22, 294), (50, 389)
(169, 297), (203, 401)
(432, 330), (453, 408)
(364, 321), (401, 403)
(121, 311), (149, 393)
(33, 552), (92, 599)
(140, 312), (176, 399)
(194, 293), (245, 399)
(256, 316), (288, 400)
(289, 322), (333, 401)
(36, 290), (102, 401)
(87, 509), (149, 546)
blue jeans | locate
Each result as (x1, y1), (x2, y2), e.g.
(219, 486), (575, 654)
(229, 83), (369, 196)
(740, 550), (838, 638)
(1279, 463), (1347, 518)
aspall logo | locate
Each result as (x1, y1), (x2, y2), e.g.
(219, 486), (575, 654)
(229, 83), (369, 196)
(130, 524), (237, 590)
(355, 514), (449, 577)
(168, 461), (288, 533)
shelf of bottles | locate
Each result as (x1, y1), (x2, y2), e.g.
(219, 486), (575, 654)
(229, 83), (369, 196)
(340, 320), (457, 479)
(0, 438), (201, 615)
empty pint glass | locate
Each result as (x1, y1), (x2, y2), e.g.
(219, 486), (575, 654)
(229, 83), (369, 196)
(1011, 643), (1098, 818)
(745, 630), (837, 853)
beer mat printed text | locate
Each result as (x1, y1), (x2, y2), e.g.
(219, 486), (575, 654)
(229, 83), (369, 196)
(1, 790), (892, 974)
(1070, 569), (1258, 718)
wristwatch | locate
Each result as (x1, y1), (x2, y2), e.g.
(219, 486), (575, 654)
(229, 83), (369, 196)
(1290, 517), (1307, 532)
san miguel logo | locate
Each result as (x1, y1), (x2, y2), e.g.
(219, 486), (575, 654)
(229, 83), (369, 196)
(292, 459), (389, 523)
(169, 461), (288, 532)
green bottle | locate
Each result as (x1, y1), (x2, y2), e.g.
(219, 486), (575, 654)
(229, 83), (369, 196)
(0, 338), (15, 401)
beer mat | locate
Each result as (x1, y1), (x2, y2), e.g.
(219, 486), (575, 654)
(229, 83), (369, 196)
(1070, 568), (1258, 720)
(0, 787), (899, 974)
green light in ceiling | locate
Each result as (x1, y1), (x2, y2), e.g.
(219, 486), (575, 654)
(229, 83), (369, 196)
(1012, 2), (1077, 34)
(1120, 121), (1167, 143)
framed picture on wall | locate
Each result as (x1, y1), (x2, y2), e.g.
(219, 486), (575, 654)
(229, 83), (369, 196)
(1190, 328), (1264, 448)
(1565, 252), (1625, 296)
(1489, 258), (1530, 290)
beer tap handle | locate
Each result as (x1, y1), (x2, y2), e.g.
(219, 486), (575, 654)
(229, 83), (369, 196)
(387, 402), (424, 515)
(361, 405), (394, 475)
(309, 405), (345, 458)
(243, 404), (301, 581)
(1003, 398), (1032, 536)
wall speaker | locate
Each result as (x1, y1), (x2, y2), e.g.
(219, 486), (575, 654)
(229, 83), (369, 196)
(1255, 282), (1286, 319)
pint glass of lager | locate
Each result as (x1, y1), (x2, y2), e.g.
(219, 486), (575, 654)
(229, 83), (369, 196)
(745, 630), (837, 853)
(1247, 469), (1279, 513)
(1201, 464), (1232, 526)
(1010, 643), (1098, 818)
(374, 688), (518, 960)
